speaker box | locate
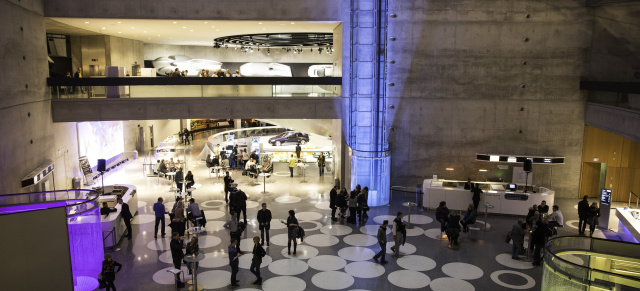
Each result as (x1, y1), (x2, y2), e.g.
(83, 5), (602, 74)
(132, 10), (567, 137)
(524, 159), (532, 172)
(97, 159), (106, 172)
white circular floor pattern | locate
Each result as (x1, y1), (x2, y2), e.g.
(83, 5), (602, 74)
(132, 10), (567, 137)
(203, 210), (225, 220)
(281, 245), (319, 259)
(468, 220), (491, 230)
(424, 228), (448, 240)
(397, 255), (437, 272)
(262, 276), (306, 291)
(246, 200), (260, 208)
(304, 234), (340, 247)
(564, 220), (580, 230)
(343, 234), (378, 247)
(197, 270), (233, 289)
(429, 277), (475, 291)
(205, 220), (227, 232)
(402, 214), (433, 225)
(338, 246), (376, 261)
(441, 262), (484, 280)
(137, 201), (147, 208)
(299, 220), (323, 232)
(275, 196), (302, 204)
(74, 276), (99, 291)
(315, 201), (332, 210)
(201, 200), (226, 208)
(152, 266), (189, 284)
(373, 215), (397, 225)
(199, 251), (229, 268)
(131, 214), (157, 224)
(296, 211), (324, 221)
(360, 225), (391, 236)
(307, 255), (347, 271)
(268, 233), (291, 246)
(405, 226), (425, 236)
(268, 258), (309, 276)
(490, 270), (536, 289)
(312, 271), (355, 290)
(158, 250), (173, 264)
(197, 235), (222, 248)
(345, 261), (386, 278)
(238, 254), (273, 269)
(495, 253), (535, 270)
(320, 225), (353, 236)
(147, 237), (172, 251)
(388, 270), (431, 289)
(386, 242), (417, 255)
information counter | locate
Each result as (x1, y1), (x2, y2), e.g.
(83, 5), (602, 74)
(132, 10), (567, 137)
(99, 184), (138, 247)
(616, 208), (640, 243)
(422, 179), (554, 215)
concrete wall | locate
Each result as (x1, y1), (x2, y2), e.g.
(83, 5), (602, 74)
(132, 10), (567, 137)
(108, 36), (144, 73)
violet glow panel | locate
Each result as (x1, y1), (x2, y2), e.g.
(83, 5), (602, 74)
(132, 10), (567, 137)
(0, 201), (68, 214)
(67, 206), (103, 287)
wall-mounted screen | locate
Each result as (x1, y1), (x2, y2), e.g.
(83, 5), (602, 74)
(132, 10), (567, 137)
(78, 121), (124, 169)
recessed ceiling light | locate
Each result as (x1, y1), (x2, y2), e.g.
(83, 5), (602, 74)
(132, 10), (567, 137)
(157, 35), (161, 36)
(190, 30), (193, 32)
(117, 21), (122, 24)
(203, 22), (208, 24)
(84, 21), (90, 24)
(182, 26), (187, 28)
(291, 22), (295, 24)
(169, 38), (173, 40)
(216, 29), (219, 31)
(131, 27), (135, 29)
(172, 21), (177, 24)
(258, 22), (262, 24)
(118, 32), (122, 34)
(143, 31), (147, 33)
(211, 26), (215, 28)
(101, 27), (106, 29)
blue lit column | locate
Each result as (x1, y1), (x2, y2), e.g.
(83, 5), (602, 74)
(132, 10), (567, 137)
(348, 0), (390, 206)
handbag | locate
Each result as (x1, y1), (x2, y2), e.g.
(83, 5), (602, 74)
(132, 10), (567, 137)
(505, 231), (512, 244)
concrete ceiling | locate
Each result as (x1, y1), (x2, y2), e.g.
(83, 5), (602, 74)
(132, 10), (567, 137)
(47, 18), (339, 46)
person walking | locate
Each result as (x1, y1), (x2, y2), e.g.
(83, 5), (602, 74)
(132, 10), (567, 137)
(170, 232), (186, 287)
(100, 254), (122, 291)
(391, 212), (406, 257)
(329, 185), (338, 221)
(372, 220), (389, 264)
(435, 201), (449, 234)
(229, 239), (241, 287)
(578, 195), (590, 235)
(284, 210), (299, 255)
(257, 203), (272, 246)
(117, 198), (133, 240)
(317, 152), (325, 176)
(511, 219), (526, 260)
(471, 183), (483, 212)
(288, 154), (296, 177)
(587, 202), (601, 237)
(250, 236), (266, 285)
(153, 197), (167, 239)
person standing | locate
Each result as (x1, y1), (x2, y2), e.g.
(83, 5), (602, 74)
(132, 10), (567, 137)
(372, 220), (389, 264)
(183, 128), (190, 145)
(100, 254), (122, 291)
(170, 232), (186, 287)
(391, 212), (406, 257)
(511, 219), (526, 260)
(250, 236), (266, 285)
(153, 197), (167, 238)
(288, 154), (296, 177)
(587, 202), (601, 237)
(172, 204), (186, 237)
(531, 221), (546, 266)
(223, 171), (233, 203)
(295, 143), (301, 159)
(464, 178), (472, 190)
(175, 168), (184, 194)
(471, 183), (483, 212)
(224, 212), (241, 243)
(117, 198), (133, 240)
(435, 201), (449, 234)
(578, 195), (590, 235)
(257, 203), (272, 246)
(228, 239), (241, 287)
(329, 185), (338, 221)
(235, 189), (248, 225)
(347, 191), (358, 224)
(284, 210), (299, 255)
(317, 153), (326, 176)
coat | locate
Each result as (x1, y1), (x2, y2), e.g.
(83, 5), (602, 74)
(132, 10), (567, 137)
(588, 206), (600, 226)
(578, 200), (590, 219)
(510, 223), (525, 244)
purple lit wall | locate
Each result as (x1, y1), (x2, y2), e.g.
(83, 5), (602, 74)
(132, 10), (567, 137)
(67, 205), (103, 287)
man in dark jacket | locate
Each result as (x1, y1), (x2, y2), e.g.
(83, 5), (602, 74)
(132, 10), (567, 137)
(329, 185), (338, 221)
(175, 168), (184, 194)
(471, 183), (483, 212)
(118, 198), (133, 240)
(229, 239), (241, 287)
(235, 190), (248, 225)
(250, 236), (266, 285)
(257, 203), (272, 246)
(223, 172), (233, 203)
(372, 220), (389, 264)
(531, 221), (547, 266)
(578, 195), (589, 235)
(295, 143), (301, 159)
(510, 220), (526, 260)
(170, 232), (185, 287)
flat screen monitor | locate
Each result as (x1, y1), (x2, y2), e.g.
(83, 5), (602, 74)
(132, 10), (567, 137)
(508, 184), (517, 191)
(601, 188), (611, 206)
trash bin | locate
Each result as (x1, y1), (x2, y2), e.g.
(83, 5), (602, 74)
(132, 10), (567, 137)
(416, 184), (424, 208)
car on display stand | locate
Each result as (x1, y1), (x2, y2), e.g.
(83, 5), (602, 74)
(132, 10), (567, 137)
(268, 131), (310, 146)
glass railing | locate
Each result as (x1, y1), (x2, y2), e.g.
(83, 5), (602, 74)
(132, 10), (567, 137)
(0, 189), (99, 217)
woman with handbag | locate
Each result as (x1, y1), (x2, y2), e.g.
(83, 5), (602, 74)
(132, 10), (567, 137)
(283, 210), (299, 255)
(100, 254), (122, 291)
(587, 202), (600, 237)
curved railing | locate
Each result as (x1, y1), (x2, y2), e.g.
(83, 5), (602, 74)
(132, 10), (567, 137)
(0, 189), (99, 217)
(543, 236), (640, 290)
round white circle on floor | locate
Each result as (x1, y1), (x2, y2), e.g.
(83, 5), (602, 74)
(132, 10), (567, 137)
(304, 234), (340, 247)
(268, 259), (309, 276)
(402, 214), (433, 225)
(132, 214), (156, 224)
(307, 255), (347, 271)
(198, 235), (222, 248)
(201, 200), (225, 208)
(430, 277), (475, 291)
(386, 242), (417, 255)
(565, 220), (579, 230)
(405, 226), (425, 236)
(424, 228), (448, 240)
(338, 246), (376, 261)
(468, 220), (491, 230)
(138, 201), (147, 208)
(312, 271), (355, 290)
(152, 266), (189, 284)
(559, 254), (585, 265)
(442, 262), (483, 280)
(299, 220), (323, 231)
(345, 261), (385, 278)
(239, 238), (256, 250)
(281, 245), (319, 259)
(204, 220), (226, 232)
(315, 201), (332, 210)
(158, 250), (173, 264)
(197, 270), (232, 289)
(203, 210), (225, 220)
(373, 215), (397, 224)
(320, 225), (353, 236)
(397, 255), (436, 271)
(388, 270), (431, 289)
(199, 251), (229, 268)
(246, 200), (260, 208)
(360, 225), (391, 236)
(147, 237), (172, 251)
(275, 196), (302, 204)
(344, 234), (378, 247)
(269, 234), (290, 246)
(269, 220), (288, 230)
(262, 276), (306, 291)
(239, 254), (272, 269)
(74, 276), (99, 291)
(296, 211), (324, 221)
(490, 270), (536, 289)
(495, 253), (534, 269)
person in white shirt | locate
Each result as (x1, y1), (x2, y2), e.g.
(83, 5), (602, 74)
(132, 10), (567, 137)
(548, 205), (564, 229)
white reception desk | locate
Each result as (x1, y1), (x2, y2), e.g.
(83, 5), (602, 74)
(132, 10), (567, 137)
(422, 179), (555, 215)
(616, 208), (640, 243)
(99, 184), (138, 247)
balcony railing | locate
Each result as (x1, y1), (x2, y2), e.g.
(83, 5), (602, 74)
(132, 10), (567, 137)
(47, 77), (342, 98)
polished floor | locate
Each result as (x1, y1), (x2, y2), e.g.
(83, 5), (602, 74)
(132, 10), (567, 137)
(89, 131), (597, 291)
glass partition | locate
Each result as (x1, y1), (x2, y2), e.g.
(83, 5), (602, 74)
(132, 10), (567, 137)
(51, 85), (341, 98)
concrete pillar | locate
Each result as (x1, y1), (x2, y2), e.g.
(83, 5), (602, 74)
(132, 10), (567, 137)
(234, 119), (241, 129)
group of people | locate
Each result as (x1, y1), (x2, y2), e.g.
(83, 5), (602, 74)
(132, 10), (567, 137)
(198, 68), (241, 77)
(329, 184), (370, 224)
(578, 195), (601, 236)
(509, 201), (566, 265)
(435, 202), (478, 246)
(180, 128), (191, 145)
(207, 144), (261, 173)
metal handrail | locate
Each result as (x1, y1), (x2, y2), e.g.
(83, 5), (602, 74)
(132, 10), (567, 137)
(630, 191), (639, 209)
(103, 227), (116, 250)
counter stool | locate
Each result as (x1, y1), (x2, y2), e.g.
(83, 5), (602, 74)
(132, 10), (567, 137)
(166, 268), (184, 290)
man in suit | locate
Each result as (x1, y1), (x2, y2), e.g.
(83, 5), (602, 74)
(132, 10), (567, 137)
(257, 203), (272, 246)
(118, 198), (133, 240)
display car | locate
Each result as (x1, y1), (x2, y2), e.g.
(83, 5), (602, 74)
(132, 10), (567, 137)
(239, 63), (292, 77)
(268, 131), (310, 146)
(308, 65), (334, 77)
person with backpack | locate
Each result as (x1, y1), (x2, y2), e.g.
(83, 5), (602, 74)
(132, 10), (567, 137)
(250, 236), (266, 285)
(391, 212), (406, 258)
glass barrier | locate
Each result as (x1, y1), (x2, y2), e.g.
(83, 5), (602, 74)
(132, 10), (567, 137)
(51, 85), (341, 98)
(0, 189), (99, 216)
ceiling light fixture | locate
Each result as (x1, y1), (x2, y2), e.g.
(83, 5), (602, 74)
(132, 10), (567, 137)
(117, 21), (122, 24)
(258, 22), (263, 24)
(84, 21), (90, 24)
(182, 26), (187, 29)
(203, 22), (208, 24)
(291, 22), (295, 24)
(118, 32), (122, 34)
(172, 22), (177, 24)
(102, 27), (106, 29)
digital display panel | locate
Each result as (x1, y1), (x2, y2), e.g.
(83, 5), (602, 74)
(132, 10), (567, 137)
(601, 188), (611, 206)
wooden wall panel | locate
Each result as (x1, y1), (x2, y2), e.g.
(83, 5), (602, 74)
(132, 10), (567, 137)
(605, 167), (621, 201)
(581, 126), (624, 165)
(618, 168), (635, 203)
(580, 162), (601, 198)
(622, 138), (640, 169)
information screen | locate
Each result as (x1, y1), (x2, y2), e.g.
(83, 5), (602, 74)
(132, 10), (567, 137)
(601, 188), (612, 206)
